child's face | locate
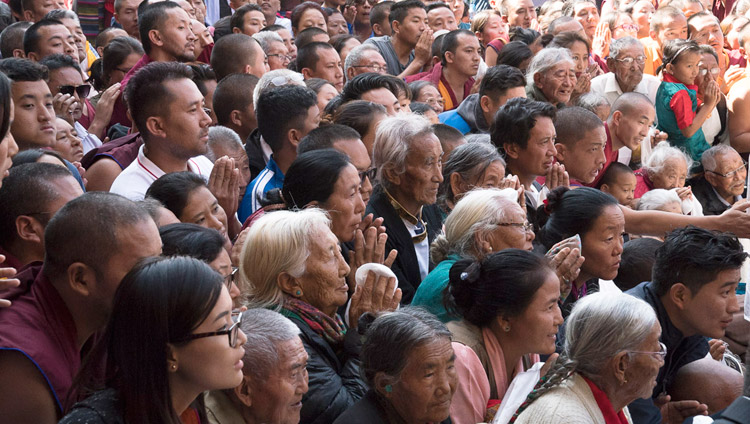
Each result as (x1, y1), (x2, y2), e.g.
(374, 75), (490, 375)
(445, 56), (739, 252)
(604, 172), (637, 206)
(667, 51), (701, 85)
(655, 15), (688, 47)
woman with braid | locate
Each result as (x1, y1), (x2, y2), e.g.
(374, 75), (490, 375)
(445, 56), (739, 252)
(512, 292), (664, 424)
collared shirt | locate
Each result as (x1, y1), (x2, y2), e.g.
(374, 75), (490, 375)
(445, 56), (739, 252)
(590, 71), (661, 109)
(109, 144), (214, 201)
(712, 185), (742, 207)
(238, 155), (284, 223)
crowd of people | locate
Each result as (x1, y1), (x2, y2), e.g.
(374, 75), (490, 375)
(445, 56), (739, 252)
(1, 0), (750, 422)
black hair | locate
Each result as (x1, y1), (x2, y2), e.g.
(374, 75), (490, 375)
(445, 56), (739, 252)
(159, 223), (226, 263)
(0, 71), (11, 147)
(491, 97), (556, 150)
(0, 57), (48, 82)
(432, 122), (463, 144)
(446, 249), (554, 327)
(536, 187), (620, 250)
(188, 63), (217, 97)
(0, 163), (75, 246)
(305, 77), (334, 94)
(259, 23), (285, 32)
(597, 162), (634, 189)
(213, 73), (259, 127)
(297, 123), (361, 154)
(385, 73), (409, 98)
(0, 21), (31, 60)
(652, 226), (747, 297)
(509, 26), (541, 45)
(138, 1), (181, 55)
(124, 61), (193, 141)
(440, 29), (474, 66)
(10, 148), (65, 166)
(296, 41), (334, 71)
(658, 39), (701, 75)
(295, 27), (328, 48)
(409, 101), (433, 115)
(94, 26), (125, 49)
(389, 0), (425, 24)
(496, 40), (533, 70)
(370, 0), (394, 28)
(212, 16), (233, 41)
(291, 1), (325, 33)
(479, 64), (525, 100)
(146, 171), (207, 219)
(332, 99), (386, 138)
(330, 34), (357, 55)
(92, 36), (143, 91)
(230, 3), (264, 32)
(548, 31), (590, 53)
(23, 18), (64, 56)
(553, 106), (604, 148)
(210, 33), (262, 81)
(39, 52), (81, 73)
(256, 84), (318, 151)
(425, 1), (451, 13)
(340, 71), (399, 103)
(281, 149), (351, 208)
(614, 238), (663, 291)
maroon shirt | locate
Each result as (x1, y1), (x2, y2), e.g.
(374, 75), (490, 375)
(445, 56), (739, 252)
(107, 54), (154, 129)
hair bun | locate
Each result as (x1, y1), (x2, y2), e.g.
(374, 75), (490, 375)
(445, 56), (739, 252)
(543, 186), (570, 214)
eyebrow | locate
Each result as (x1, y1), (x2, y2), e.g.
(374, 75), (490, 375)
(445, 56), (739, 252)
(720, 281), (737, 289)
(213, 310), (230, 322)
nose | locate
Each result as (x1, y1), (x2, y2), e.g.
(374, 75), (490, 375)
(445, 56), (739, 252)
(207, 212), (224, 232)
(526, 228), (535, 242)
(71, 134), (82, 147)
(40, 103), (54, 123)
(354, 191), (365, 215)
(6, 133), (17, 157)
(337, 247), (351, 277)
(237, 325), (248, 346)
(199, 105), (212, 127)
(64, 39), (75, 57)
(614, 235), (624, 257)
(728, 292), (741, 314)
(553, 303), (563, 326)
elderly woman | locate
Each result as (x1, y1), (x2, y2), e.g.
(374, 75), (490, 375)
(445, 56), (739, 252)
(548, 32), (594, 104)
(366, 115), (444, 304)
(447, 250), (564, 424)
(205, 308), (309, 424)
(526, 47), (577, 108)
(512, 292), (663, 423)
(240, 208), (399, 424)
(436, 142), (506, 215)
(332, 307), (457, 424)
(634, 141), (693, 199)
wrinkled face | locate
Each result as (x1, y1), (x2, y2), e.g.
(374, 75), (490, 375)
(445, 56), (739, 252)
(568, 40), (589, 75)
(613, 14), (638, 39)
(657, 201), (683, 214)
(267, 41), (291, 70)
(350, 49), (387, 77)
(415, 83), (444, 113)
(11, 80), (56, 149)
(310, 47), (344, 91)
(238, 10), (267, 36)
(508, 271), (563, 354)
(448, 33), (481, 77)
(296, 227), (351, 316)
(323, 164), (366, 243)
(209, 143), (252, 198)
(705, 151), (747, 199)
(327, 12), (349, 37)
(157, 8), (197, 61)
(298, 8), (327, 32)
(536, 62), (576, 105)
(651, 156), (687, 190)
(612, 44), (646, 92)
(361, 87), (402, 116)
(631, 0), (654, 34)
(172, 287), (247, 394)
(580, 205), (625, 281)
(667, 51), (700, 85)
(0, 102), (17, 187)
(181, 186), (230, 241)
(604, 172), (636, 206)
(486, 202), (535, 251)
(388, 338), (457, 424)
(697, 52), (720, 84)
(427, 6), (457, 32)
(506, 0), (536, 29)
(679, 268), (741, 339)
(613, 103), (654, 150)
(59, 17), (86, 62)
(557, 126), (607, 184)
(573, 2), (599, 40)
(54, 117), (83, 163)
(396, 7), (427, 46)
(246, 338), (309, 424)
(158, 78), (212, 159)
(31, 24), (77, 61)
(479, 14), (507, 45)
(626, 323), (665, 400)
(654, 16), (688, 47)
(507, 115), (557, 177)
(115, 0), (140, 37)
(391, 132), (444, 207)
(333, 138), (373, 204)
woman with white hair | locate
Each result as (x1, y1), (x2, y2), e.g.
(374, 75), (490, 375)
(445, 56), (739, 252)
(512, 292), (663, 423)
(634, 141), (703, 215)
(366, 114), (444, 304)
(636, 189), (683, 214)
(526, 47), (578, 108)
(239, 208), (400, 424)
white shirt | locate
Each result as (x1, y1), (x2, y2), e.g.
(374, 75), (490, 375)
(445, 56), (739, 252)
(402, 217), (429, 281)
(109, 145), (214, 201)
(590, 72), (661, 109)
(75, 121), (102, 155)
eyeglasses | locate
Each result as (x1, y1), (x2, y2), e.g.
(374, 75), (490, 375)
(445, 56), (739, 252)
(615, 55), (647, 66)
(628, 342), (667, 360)
(358, 167), (377, 183)
(271, 73), (305, 86)
(58, 84), (91, 98)
(224, 267), (238, 290)
(175, 311), (244, 348)
(495, 221), (534, 233)
(699, 68), (721, 76)
(616, 23), (639, 32)
(707, 161), (748, 179)
(267, 53), (293, 62)
(352, 64), (387, 73)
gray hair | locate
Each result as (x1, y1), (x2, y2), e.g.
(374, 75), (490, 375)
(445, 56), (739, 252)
(253, 31), (284, 52)
(465, 134), (492, 144)
(431, 188), (519, 263)
(373, 114), (434, 189)
(576, 92), (610, 112)
(636, 189), (682, 212)
(240, 308), (302, 382)
(609, 36), (644, 60)
(206, 126), (243, 162)
(360, 307), (452, 387)
(239, 208), (331, 309)
(701, 144), (739, 172)
(344, 44), (381, 73)
(46, 8), (80, 24)
(437, 141), (504, 211)
(526, 47), (575, 88)
(253, 69), (305, 108)
(643, 141), (694, 178)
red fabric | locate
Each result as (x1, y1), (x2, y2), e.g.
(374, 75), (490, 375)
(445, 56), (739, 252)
(77, 98), (96, 131)
(196, 43), (214, 64)
(582, 376), (630, 424)
(714, 0), (735, 20)
(633, 168), (654, 199)
(0, 245), (23, 271)
(664, 73), (699, 130)
(585, 122), (619, 188)
(727, 49), (746, 68)
(591, 53), (609, 74)
(487, 38), (506, 54)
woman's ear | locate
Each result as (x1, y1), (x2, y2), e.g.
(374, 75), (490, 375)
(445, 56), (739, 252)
(449, 172), (469, 200)
(278, 271), (303, 298)
(473, 230), (492, 255)
(373, 372), (394, 398)
(611, 351), (630, 385)
(166, 344), (179, 373)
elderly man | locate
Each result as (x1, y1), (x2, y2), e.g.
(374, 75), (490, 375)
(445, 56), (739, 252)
(253, 31), (290, 71)
(590, 37), (660, 107)
(691, 145), (747, 215)
(344, 44), (388, 80)
(204, 308), (308, 424)
(366, 115), (443, 304)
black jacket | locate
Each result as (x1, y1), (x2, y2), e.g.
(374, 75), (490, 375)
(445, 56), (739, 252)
(625, 282), (710, 424)
(333, 390), (452, 424)
(244, 129), (266, 182)
(365, 185), (443, 304)
(690, 176), (732, 216)
(284, 312), (367, 424)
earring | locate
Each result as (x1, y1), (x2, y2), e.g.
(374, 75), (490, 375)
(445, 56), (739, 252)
(385, 385), (392, 393)
(171, 364), (177, 371)
(296, 290), (302, 296)
(504, 326), (511, 332)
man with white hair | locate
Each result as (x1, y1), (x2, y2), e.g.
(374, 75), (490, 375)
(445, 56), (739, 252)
(691, 145), (747, 215)
(253, 31), (290, 71)
(590, 37), (660, 106)
(204, 308), (309, 424)
(344, 44), (388, 81)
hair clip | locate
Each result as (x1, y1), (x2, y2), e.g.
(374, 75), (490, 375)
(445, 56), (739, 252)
(460, 272), (469, 281)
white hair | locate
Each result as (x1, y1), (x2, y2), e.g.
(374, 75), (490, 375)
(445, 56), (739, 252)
(643, 141), (694, 178)
(253, 69), (305, 109)
(372, 114), (434, 188)
(240, 308), (302, 381)
(344, 44), (381, 73)
(206, 126), (243, 162)
(609, 36), (644, 59)
(701, 144), (739, 172)
(526, 47), (574, 88)
(636, 189), (682, 212)
(253, 31), (284, 52)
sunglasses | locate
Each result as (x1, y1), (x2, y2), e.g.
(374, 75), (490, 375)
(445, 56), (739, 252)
(58, 84), (91, 98)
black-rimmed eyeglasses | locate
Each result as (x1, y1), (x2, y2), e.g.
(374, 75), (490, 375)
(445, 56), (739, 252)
(174, 311), (243, 348)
